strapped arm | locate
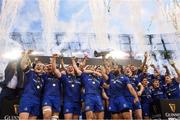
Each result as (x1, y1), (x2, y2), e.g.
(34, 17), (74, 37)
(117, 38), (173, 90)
(137, 83), (144, 96)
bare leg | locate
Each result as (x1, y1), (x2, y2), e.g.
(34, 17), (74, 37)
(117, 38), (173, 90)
(19, 112), (29, 120)
(86, 111), (94, 120)
(64, 113), (73, 120)
(42, 106), (52, 120)
(95, 111), (104, 120)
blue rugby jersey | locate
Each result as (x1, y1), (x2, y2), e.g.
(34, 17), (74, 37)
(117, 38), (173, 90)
(43, 73), (61, 96)
(61, 74), (81, 102)
(124, 75), (140, 97)
(81, 73), (104, 96)
(23, 70), (46, 97)
(141, 86), (152, 103)
(151, 86), (167, 101)
(108, 72), (130, 98)
(164, 79), (180, 99)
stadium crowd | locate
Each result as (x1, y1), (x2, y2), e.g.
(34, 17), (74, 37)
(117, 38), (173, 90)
(0, 50), (179, 120)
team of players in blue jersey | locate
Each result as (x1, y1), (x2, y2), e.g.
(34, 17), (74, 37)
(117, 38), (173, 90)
(18, 51), (180, 120)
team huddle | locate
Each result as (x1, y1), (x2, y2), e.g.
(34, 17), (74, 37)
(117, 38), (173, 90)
(18, 50), (180, 120)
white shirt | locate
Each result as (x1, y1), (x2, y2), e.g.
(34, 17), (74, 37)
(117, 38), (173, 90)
(7, 74), (18, 89)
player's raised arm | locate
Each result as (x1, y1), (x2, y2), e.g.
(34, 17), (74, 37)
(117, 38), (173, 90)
(170, 61), (180, 77)
(100, 66), (109, 81)
(81, 55), (88, 68)
(102, 55), (112, 75)
(140, 52), (148, 71)
(163, 65), (170, 76)
(60, 56), (66, 71)
(150, 64), (160, 75)
(20, 50), (32, 70)
(170, 61), (180, 83)
(52, 54), (61, 78)
(71, 56), (82, 76)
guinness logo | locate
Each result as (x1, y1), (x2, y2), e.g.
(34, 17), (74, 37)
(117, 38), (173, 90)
(169, 103), (176, 112)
